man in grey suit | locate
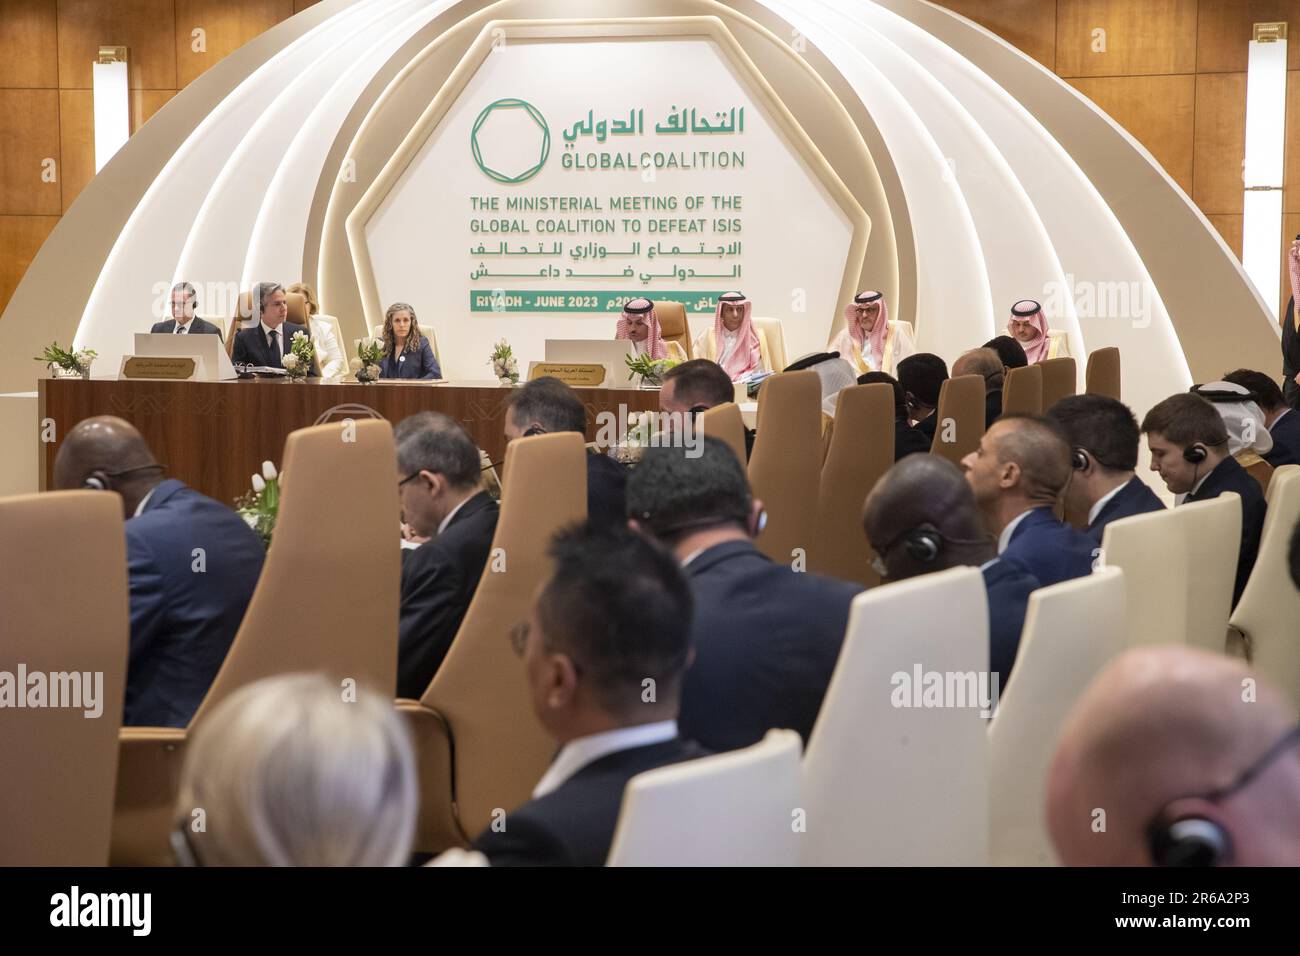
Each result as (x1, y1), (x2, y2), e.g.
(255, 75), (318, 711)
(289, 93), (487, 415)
(151, 282), (222, 337)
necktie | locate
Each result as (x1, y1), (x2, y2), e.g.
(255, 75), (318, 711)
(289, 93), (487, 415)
(175, 325), (186, 334)
(268, 330), (280, 368)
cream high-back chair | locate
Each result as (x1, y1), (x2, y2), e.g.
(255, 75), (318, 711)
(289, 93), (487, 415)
(988, 568), (1126, 866)
(606, 729), (802, 867)
(801, 567), (989, 865)
(1085, 347), (1121, 400)
(698, 402), (748, 466)
(1178, 493), (1241, 655)
(1099, 508), (1187, 648)
(1002, 363), (1044, 416)
(1231, 466), (1300, 703)
(1038, 356), (1077, 410)
(1, 492), (129, 865)
(401, 432), (586, 852)
(110, 419), (401, 864)
(227, 290), (256, 357)
(929, 374), (985, 466)
(747, 371), (822, 566)
(811, 383), (894, 587)
(653, 300), (693, 359)
(752, 316), (788, 372)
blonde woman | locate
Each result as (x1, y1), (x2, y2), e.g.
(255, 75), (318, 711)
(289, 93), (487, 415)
(380, 301), (441, 379)
(172, 673), (417, 866)
(286, 282), (345, 378)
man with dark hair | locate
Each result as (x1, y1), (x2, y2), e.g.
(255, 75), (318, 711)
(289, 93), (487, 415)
(472, 522), (706, 866)
(394, 411), (499, 697)
(1223, 368), (1300, 468)
(151, 281), (221, 336)
(503, 376), (627, 527)
(1046, 394), (1164, 541)
(896, 352), (949, 443)
(961, 414), (1096, 586)
(857, 371), (930, 460)
(1141, 393), (1266, 606)
(660, 358), (755, 458)
(863, 455), (1038, 690)
(231, 282), (307, 368)
(626, 437), (862, 751)
(983, 335), (1028, 371)
(953, 347), (1006, 428)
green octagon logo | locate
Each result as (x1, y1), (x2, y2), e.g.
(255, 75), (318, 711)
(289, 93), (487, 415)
(471, 98), (550, 184)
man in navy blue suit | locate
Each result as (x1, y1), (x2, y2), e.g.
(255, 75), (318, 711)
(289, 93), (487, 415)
(52, 416), (264, 727)
(150, 281), (222, 337)
(1047, 394), (1165, 542)
(230, 282), (309, 369)
(962, 414), (1097, 587)
(1224, 368), (1300, 468)
(626, 437), (862, 752)
(863, 454), (1038, 691)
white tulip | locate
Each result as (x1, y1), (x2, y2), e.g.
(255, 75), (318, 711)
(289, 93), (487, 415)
(349, 357), (363, 372)
(261, 461), (277, 481)
(282, 353), (299, 370)
(251, 474), (266, 493)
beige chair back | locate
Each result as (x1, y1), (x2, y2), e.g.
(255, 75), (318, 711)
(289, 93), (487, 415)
(1179, 493), (1241, 655)
(989, 568), (1126, 865)
(1038, 356), (1077, 411)
(285, 291), (309, 326)
(752, 316), (788, 371)
(748, 371), (822, 566)
(1244, 457), (1274, 497)
(698, 402), (748, 467)
(929, 374), (985, 466)
(1085, 347), (1121, 400)
(1002, 363), (1043, 417)
(1099, 507), (1187, 647)
(811, 383), (894, 586)
(0, 492), (129, 865)
(653, 301), (693, 359)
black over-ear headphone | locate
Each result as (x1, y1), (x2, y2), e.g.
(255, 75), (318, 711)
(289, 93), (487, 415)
(902, 528), (943, 563)
(82, 462), (164, 491)
(523, 425), (546, 437)
(1146, 813), (1232, 867)
(1183, 444), (1208, 464)
(84, 472), (109, 491)
(1071, 448), (1089, 471)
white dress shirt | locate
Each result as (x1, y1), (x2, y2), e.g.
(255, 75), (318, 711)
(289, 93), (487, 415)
(996, 507), (1039, 555)
(173, 321), (189, 334)
(532, 719), (679, 798)
(717, 329), (739, 368)
(1087, 479), (1129, 526)
(132, 485), (159, 518)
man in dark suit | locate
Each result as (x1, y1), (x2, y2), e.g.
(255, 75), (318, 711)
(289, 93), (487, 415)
(230, 282), (308, 368)
(1047, 394), (1165, 542)
(897, 352), (949, 443)
(151, 281), (222, 337)
(626, 437), (862, 752)
(471, 523), (706, 866)
(1142, 393), (1266, 607)
(962, 414), (1097, 586)
(394, 412), (499, 698)
(661, 359), (756, 458)
(503, 376), (627, 527)
(857, 371), (930, 460)
(953, 346), (1006, 429)
(1224, 368), (1300, 468)
(863, 454), (1039, 691)
(983, 334), (1028, 372)
(52, 416), (263, 727)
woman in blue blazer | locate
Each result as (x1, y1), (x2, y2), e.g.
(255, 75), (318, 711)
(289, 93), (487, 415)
(379, 301), (441, 380)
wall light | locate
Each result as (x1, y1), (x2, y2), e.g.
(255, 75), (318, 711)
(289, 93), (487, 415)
(93, 46), (130, 173)
(1243, 22), (1287, 319)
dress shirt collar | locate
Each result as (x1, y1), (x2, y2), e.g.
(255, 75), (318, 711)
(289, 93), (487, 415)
(532, 720), (678, 798)
(133, 485), (158, 518)
(1273, 407), (1291, 428)
(260, 320), (282, 345)
(997, 507), (1040, 555)
(1087, 479), (1130, 526)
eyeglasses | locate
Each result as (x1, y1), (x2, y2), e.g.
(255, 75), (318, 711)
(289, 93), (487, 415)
(1195, 722), (1300, 805)
(398, 471), (423, 488)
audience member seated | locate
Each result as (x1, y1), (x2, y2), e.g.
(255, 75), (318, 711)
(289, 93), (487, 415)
(983, 334), (1028, 371)
(1141, 393), (1265, 607)
(503, 376), (627, 527)
(897, 352), (949, 443)
(862, 455), (1038, 690)
(173, 673), (416, 866)
(961, 414), (1096, 586)
(857, 371), (930, 461)
(952, 347), (1005, 428)
(52, 416), (263, 727)
(152, 281), (221, 336)
(379, 302), (441, 380)
(691, 291), (769, 382)
(471, 523), (707, 866)
(827, 290), (915, 375)
(1191, 381), (1276, 492)
(1007, 299), (1066, 363)
(1047, 646), (1300, 866)
(230, 282), (306, 369)
(615, 297), (686, 363)
(626, 437), (862, 751)
(659, 358), (755, 458)
(286, 282), (345, 378)
(394, 412), (498, 698)
(786, 352), (856, 417)
(1224, 368), (1300, 468)
(1046, 394), (1164, 541)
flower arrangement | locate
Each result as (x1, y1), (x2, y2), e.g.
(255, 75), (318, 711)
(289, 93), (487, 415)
(489, 339), (520, 386)
(234, 460), (280, 548)
(36, 341), (97, 378)
(281, 330), (315, 381)
(626, 353), (680, 387)
(351, 336), (384, 384)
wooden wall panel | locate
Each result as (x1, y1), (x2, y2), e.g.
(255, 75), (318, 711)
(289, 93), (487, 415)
(1282, 213), (1300, 319)
(56, 0), (177, 90)
(0, 0), (58, 88)
(0, 216), (59, 318)
(1196, 1), (1300, 73)
(1286, 72), (1300, 212)
(1068, 74), (1196, 191)
(59, 89), (177, 212)
(1193, 72), (1248, 215)
(932, 0), (1058, 69)
(175, 1), (294, 88)
(0, 90), (62, 216)
(294, 0), (322, 11)
(1057, 0), (1198, 77)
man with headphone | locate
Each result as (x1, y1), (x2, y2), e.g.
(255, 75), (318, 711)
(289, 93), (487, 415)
(658, 359), (756, 459)
(1141, 392), (1266, 607)
(1048, 645), (1300, 866)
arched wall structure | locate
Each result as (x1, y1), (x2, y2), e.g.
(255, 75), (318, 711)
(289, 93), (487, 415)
(0, 0), (1280, 450)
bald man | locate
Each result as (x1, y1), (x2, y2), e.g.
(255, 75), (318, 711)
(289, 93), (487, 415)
(961, 414), (1096, 586)
(952, 347), (1006, 428)
(863, 455), (1039, 688)
(1048, 646), (1300, 866)
(53, 416), (264, 726)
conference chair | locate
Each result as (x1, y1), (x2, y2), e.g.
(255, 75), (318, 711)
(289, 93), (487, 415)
(988, 568), (1126, 866)
(0, 492), (128, 866)
(606, 728), (802, 867)
(399, 432), (586, 852)
(1002, 363), (1043, 416)
(1038, 356), (1077, 410)
(747, 371), (821, 566)
(227, 290), (255, 358)
(653, 300), (694, 359)
(1099, 507), (1187, 648)
(810, 382), (894, 587)
(1230, 466), (1300, 698)
(698, 402), (748, 466)
(753, 316), (788, 372)
(1085, 347), (1121, 400)
(801, 567), (989, 865)
(110, 419), (400, 865)
(1242, 456), (1274, 497)
(1178, 493), (1241, 655)
(928, 373), (985, 467)
(282, 292), (323, 375)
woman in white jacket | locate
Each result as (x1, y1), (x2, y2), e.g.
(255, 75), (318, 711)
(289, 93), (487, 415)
(286, 282), (345, 379)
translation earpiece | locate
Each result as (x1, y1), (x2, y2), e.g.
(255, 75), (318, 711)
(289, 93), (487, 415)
(1183, 444), (1208, 464)
(903, 528), (942, 564)
(1071, 448), (1089, 471)
(1147, 814), (1232, 867)
(523, 425), (546, 437)
(83, 473), (108, 491)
